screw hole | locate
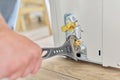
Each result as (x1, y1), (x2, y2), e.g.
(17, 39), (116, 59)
(76, 53), (81, 57)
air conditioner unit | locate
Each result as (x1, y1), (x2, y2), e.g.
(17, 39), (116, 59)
(49, 0), (120, 68)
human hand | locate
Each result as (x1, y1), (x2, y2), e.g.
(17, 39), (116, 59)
(0, 16), (42, 80)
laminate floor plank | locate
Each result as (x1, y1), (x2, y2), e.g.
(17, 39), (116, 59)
(18, 68), (78, 80)
(42, 56), (120, 80)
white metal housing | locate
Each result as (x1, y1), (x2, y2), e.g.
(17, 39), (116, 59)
(49, 0), (120, 68)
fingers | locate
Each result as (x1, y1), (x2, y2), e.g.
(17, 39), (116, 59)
(32, 49), (42, 74)
(8, 58), (30, 80)
(22, 58), (36, 77)
(9, 67), (25, 80)
(0, 72), (10, 79)
(8, 56), (32, 80)
(0, 66), (22, 80)
(32, 56), (42, 74)
(0, 60), (22, 79)
(22, 48), (42, 77)
(8, 54), (32, 80)
(0, 47), (42, 80)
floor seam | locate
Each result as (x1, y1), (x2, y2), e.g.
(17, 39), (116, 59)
(42, 67), (81, 80)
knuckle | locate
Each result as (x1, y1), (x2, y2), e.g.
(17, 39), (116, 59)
(35, 46), (42, 55)
(27, 44), (42, 61)
(30, 47), (41, 58)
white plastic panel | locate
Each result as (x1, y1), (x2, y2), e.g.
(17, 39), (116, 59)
(50, 0), (103, 63)
(103, 0), (120, 68)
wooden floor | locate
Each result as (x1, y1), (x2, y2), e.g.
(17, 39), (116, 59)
(18, 56), (120, 80)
